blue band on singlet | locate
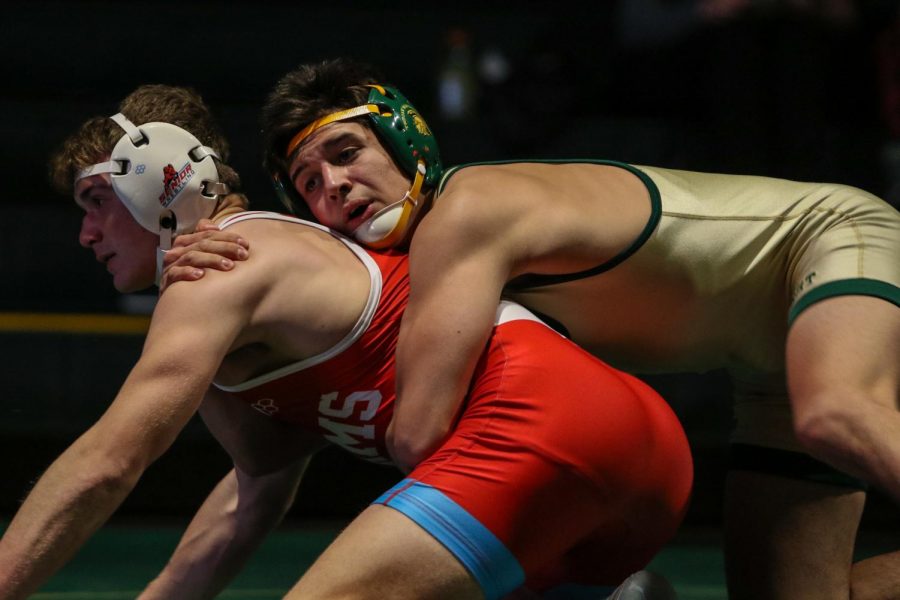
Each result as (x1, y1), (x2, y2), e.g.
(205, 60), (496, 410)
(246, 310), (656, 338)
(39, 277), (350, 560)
(373, 479), (525, 599)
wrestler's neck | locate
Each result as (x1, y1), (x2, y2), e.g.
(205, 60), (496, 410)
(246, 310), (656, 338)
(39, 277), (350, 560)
(211, 192), (250, 224)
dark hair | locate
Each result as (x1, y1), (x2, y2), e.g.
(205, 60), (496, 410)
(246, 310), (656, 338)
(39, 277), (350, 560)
(261, 58), (384, 176)
(49, 84), (241, 196)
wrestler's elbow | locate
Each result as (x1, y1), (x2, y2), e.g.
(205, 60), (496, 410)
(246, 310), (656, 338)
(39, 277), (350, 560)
(793, 396), (862, 465)
(388, 425), (447, 473)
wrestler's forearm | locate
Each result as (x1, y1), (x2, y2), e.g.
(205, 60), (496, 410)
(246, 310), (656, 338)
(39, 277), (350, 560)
(391, 223), (508, 470)
(140, 470), (251, 599)
(0, 430), (141, 598)
(391, 312), (492, 470)
(140, 465), (304, 599)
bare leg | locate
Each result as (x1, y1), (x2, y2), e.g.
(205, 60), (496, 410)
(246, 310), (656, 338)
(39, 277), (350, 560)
(724, 470), (864, 600)
(850, 551), (900, 600)
(287, 504), (484, 600)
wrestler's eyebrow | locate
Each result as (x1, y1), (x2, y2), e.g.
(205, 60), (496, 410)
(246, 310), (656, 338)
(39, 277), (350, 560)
(76, 179), (109, 204)
(289, 132), (359, 183)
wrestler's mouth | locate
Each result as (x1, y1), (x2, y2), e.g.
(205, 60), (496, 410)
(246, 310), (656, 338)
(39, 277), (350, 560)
(349, 204), (367, 220)
(346, 201), (375, 230)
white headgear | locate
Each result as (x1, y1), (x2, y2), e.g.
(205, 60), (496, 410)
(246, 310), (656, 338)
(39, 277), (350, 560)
(75, 113), (230, 280)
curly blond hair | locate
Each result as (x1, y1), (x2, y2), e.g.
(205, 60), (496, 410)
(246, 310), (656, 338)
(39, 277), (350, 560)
(49, 84), (241, 197)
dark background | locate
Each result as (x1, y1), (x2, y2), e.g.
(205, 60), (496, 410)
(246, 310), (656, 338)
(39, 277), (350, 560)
(2, 0), (898, 533)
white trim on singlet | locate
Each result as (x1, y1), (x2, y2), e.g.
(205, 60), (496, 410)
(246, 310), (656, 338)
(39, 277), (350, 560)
(493, 300), (564, 337)
(212, 211), (383, 393)
(494, 300), (538, 325)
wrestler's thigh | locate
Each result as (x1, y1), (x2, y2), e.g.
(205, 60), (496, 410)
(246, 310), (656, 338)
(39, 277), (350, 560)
(787, 295), (900, 410)
(286, 504), (483, 600)
(850, 550), (900, 600)
(724, 470), (864, 600)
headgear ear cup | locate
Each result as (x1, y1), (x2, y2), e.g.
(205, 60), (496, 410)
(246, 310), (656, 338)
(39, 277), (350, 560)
(363, 85), (442, 188)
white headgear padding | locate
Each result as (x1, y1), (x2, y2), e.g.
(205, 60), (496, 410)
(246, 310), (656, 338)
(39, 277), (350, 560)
(76, 113), (230, 245)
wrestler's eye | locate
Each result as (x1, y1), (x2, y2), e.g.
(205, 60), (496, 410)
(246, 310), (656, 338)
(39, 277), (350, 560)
(336, 147), (358, 164)
(84, 194), (105, 209)
(304, 175), (320, 194)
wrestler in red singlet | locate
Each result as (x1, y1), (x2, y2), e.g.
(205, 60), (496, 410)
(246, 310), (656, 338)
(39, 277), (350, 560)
(213, 211), (692, 597)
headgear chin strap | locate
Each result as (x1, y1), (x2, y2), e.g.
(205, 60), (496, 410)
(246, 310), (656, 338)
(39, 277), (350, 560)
(352, 161), (426, 249)
(276, 84), (441, 247)
(75, 113), (230, 283)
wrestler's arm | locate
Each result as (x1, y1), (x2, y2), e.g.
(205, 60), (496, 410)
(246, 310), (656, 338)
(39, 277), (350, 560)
(141, 468), (302, 600)
(388, 190), (515, 470)
(0, 269), (255, 598)
(789, 296), (900, 503)
(140, 389), (327, 599)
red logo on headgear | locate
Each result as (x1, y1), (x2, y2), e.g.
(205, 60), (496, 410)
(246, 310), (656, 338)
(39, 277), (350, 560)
(159, 162), (195, 206)
(162, 164), (178, 190)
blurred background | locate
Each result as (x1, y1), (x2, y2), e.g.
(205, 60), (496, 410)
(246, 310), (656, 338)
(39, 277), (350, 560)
(2, 0), (898, 545)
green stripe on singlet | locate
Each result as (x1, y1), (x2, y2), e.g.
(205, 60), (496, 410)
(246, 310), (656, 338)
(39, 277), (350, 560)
(789, 279), (900, 324)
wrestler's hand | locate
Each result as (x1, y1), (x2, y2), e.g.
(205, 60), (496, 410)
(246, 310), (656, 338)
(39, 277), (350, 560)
(159, 219), (249, 293)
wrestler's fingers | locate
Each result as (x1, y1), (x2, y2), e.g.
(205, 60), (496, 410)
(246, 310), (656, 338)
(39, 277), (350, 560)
(163, 241), (248, 270)
(169, 248), (240, 270)
(158, 264), (205, 294)
(170, 229), (249, 252)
